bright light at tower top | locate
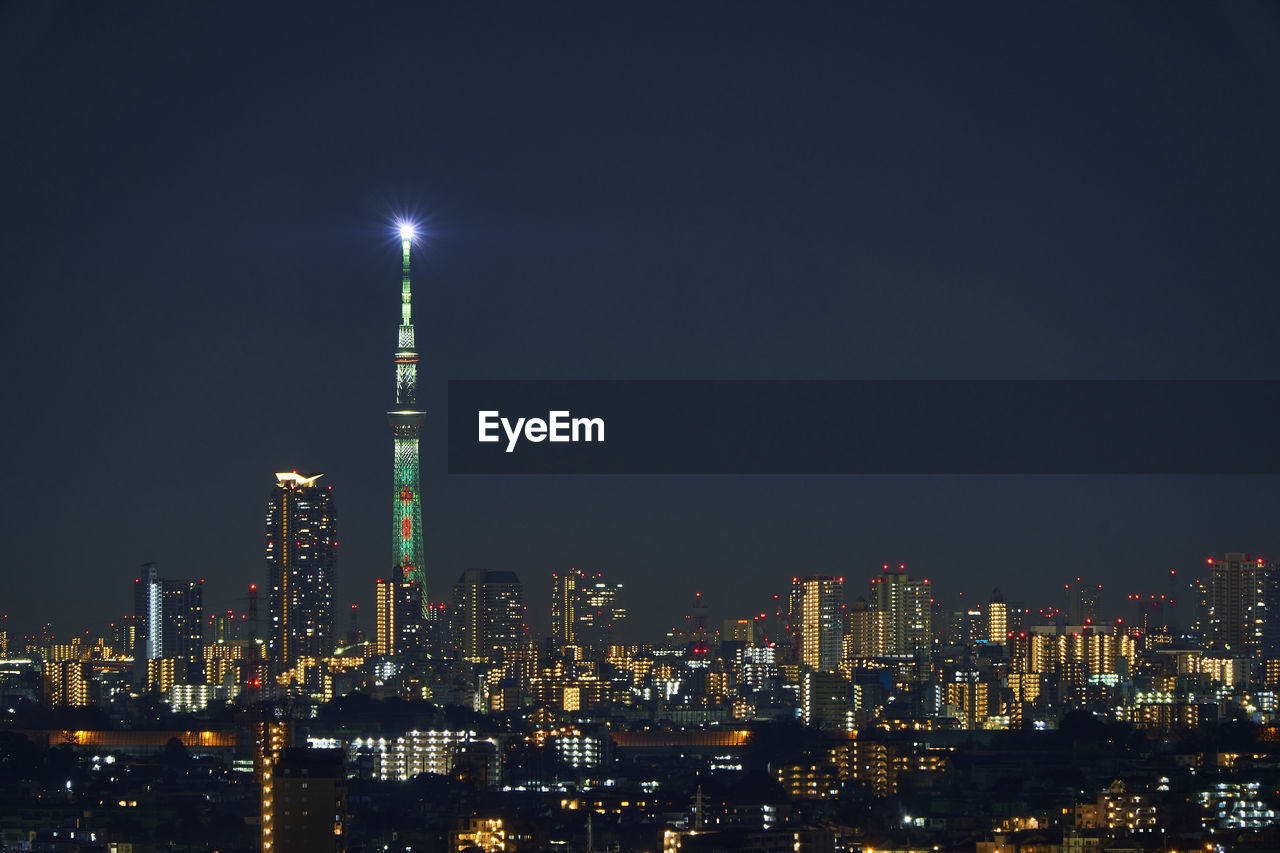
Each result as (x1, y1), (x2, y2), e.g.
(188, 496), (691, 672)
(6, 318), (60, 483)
(398, 222), (417, 240)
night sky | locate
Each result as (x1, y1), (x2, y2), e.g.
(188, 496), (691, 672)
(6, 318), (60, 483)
(4, 3), (1280, 643)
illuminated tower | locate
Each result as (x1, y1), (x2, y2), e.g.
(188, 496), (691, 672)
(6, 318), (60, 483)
(266, 472), (337, 671)
(388, 223), (429, 620)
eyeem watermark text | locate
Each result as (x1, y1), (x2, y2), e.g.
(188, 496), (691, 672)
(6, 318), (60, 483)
(478, 410), (605, 452)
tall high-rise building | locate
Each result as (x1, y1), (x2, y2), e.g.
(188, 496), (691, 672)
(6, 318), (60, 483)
(869, 565), (931, 657)
(452, 569), (527, 665)
(375, 577), (425, 658)
(551, 568), (626, 649)
(388, 224), (429, 620)
(580, 574), (627, 648)
(1205, 553), (1266, 654)
(551, 568), (583, 645)
(132, 563), (204, 683)
(266, 472), (336, 671)
(793, 575), (844, 672)
(1066, 578), (1100, 626)
(1264, 567), (1280, 657)
(844, 597), (888, 657)
(987, 588), (1008, 645)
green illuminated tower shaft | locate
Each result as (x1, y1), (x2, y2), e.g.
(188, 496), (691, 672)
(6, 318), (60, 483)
(388, 232), (429, 620)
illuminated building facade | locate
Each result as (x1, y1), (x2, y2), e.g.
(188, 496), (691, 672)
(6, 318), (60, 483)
(375, 577), (424, 658)
(266, 472), (336, 672)
(987, 587), (1007, 645)
(262, 747), (346, 853)
(844, 597), (888, 657)
(338, 729), (499, 781)
(1205, 553), (1266, 654)
(552, 567), (626, 649)
(43, 660), (91, 707)
(793, 575), (844, 672)
(132, 563), (204, 683)
(870, 565), (932, 658)
(801, 670), (853, 731)
(551, 567), (582, 645)
(388, 225), (429, 620)
(452, 817), (507, 853)
(453, 569), (528, 665)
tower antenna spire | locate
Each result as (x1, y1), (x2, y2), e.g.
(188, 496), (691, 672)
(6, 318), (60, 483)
(389, 222), (430, 623)
(399, 222), (415, 326)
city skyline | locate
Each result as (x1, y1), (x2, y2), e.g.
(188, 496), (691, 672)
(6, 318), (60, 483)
(8, 5), (1280, 850)
(5, 3), (1280, 643)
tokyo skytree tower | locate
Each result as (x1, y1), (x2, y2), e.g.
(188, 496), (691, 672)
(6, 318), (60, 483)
(388, 223), (429, 620)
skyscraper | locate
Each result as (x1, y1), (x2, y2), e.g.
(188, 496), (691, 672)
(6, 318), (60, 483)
(1205, 553), (1266, 654)
(551, 568), (626, 649)
(375, 577), (425, 658)
(869, 565), (932, 658)
(793, 575), (844, 672)
(132, 562), (204, 683)
(388, 224), (429, 620)
(551, 568), (583, 646)
(452, 569), (527, 665)
(1065, 577), (1100, 626)
(266, 472), (336, 672)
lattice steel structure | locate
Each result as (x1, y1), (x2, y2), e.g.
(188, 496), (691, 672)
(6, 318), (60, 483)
(388, 225), (429, 620)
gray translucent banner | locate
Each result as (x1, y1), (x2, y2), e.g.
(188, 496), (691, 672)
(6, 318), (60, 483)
(446, 380), (1280, 475)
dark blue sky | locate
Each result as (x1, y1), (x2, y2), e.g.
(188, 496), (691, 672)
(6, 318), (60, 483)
(3, 2), (1280, 641)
